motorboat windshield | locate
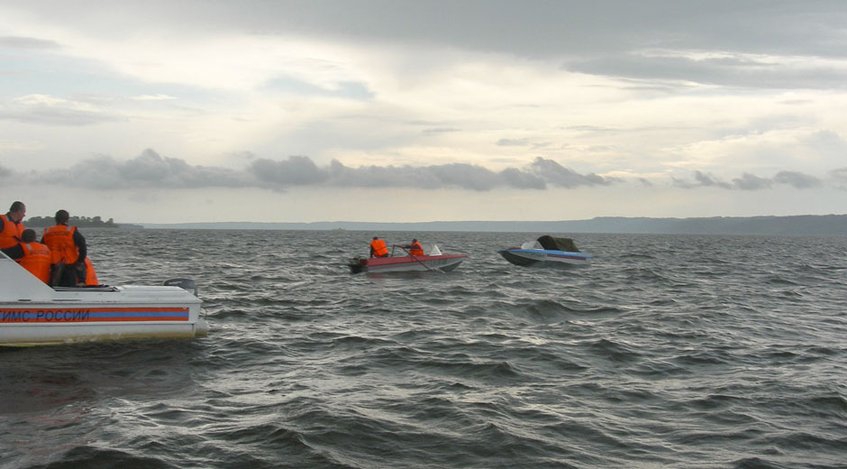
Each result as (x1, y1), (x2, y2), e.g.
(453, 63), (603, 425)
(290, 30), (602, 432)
(536, 235), (580, 252)
(520, 240), (543, 249)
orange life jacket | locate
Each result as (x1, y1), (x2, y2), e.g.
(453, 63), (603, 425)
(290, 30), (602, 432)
(370, 238), (389, 257)
(0, 214), (24, 249)
(84, 257), (99, 286)
(42, 224), (80, 264)
(408, 241), (424, 256)
(19, 241), (52, 284)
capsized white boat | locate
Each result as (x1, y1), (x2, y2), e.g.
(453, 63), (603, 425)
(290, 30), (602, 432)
(348, 244), (467, 274)
(0, 251), (208, 347)
(499, 235), (591, 267)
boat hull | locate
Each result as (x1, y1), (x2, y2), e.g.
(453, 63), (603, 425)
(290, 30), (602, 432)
(349, 254), (467, 273)
(499, 249), (591, 267)
(0, 318), (209, 347)
(0, 289), (208, 346)
(1, 254), (208, 347)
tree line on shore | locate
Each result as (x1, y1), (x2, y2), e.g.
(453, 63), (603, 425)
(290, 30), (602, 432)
(24, 215), (120, 228)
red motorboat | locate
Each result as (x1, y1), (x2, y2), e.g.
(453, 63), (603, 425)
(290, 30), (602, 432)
(348, 245), (467, 274)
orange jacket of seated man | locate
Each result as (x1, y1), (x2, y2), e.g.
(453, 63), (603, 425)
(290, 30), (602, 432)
(406, 239), (424, 256)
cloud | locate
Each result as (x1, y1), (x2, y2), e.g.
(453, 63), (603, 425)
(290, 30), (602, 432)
(497, 138), (531, 147)
(564, 49), (847, 90)
(528, 157), (612, 188)
(0, 163), (11, 179)
(245, 156), (607, 191)
(501, 167), (546, 189)
(497, 138), (553, 150)
(676, 169), (823, 190)
(60, 1), (845, 61)
(18, 150), (613, 192)
(0, 36), (60, 50)
(422, 127), (460, 135)
(264, 76), (374, 100)
(250, 156), (328, 187)
(326, 157), (612, 191)
(774, 171), (822, 189)
(733, 172), (772, 190)
(829, 168), (847, 190)
(694, 171), (733, 189)
(0, 94), (124, 126)
(12, 2), (847, 95)
(675, 171), (734, 189)
(13, 150), (834, 196)
(327, 160), (508, 191)
(327, 160), (424, 188)
(35, 149), (250, 189)
(434, 163), (511, 191)
(131, 94), (178, 101)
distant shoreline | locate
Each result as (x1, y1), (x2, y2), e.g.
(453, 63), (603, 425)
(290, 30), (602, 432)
(24, 221), (144, 230)
(135, 214), (847, 236)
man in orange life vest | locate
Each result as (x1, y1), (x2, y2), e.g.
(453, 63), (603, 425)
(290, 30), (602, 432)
(403, 238), (424, 256)
(370, 236), (389, 258)
(42, 209), (89, 287)
(0, 201), (26, 252)
(3, 229), (52, 284)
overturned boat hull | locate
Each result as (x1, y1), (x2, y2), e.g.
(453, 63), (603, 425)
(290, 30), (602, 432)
(349, 254), (467, 274)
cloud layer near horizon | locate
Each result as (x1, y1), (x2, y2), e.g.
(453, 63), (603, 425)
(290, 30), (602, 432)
(3, 149), (837, 193)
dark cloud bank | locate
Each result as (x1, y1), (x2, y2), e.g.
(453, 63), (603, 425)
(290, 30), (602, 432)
(7, 149), (833, 192)
(28, 149), (612, 191)
(674, 170), (823, 190)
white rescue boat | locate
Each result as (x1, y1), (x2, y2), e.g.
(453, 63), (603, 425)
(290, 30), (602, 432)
(0, 251), (208, 347)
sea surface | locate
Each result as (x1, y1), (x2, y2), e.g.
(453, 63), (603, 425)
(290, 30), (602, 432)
(1, 229), (846, 468)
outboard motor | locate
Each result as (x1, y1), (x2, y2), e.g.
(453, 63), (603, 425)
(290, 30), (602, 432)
(164, 278), (198, 296)
(348, 257), (367, 274)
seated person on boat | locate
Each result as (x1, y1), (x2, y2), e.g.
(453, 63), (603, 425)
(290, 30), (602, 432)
(403, 239), (424, 256)
(370, 236), (389, 258)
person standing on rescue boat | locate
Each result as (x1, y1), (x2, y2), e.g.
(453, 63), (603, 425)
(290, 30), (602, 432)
(0, 201), (26, 253)
(42, 209), (88, 287)
(370, 236), (389, 258)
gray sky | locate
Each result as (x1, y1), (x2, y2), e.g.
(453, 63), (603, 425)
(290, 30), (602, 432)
(2, 0), (847, 223)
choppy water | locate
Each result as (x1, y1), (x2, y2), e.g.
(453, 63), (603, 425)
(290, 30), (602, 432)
(2, 229), (846, 468)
